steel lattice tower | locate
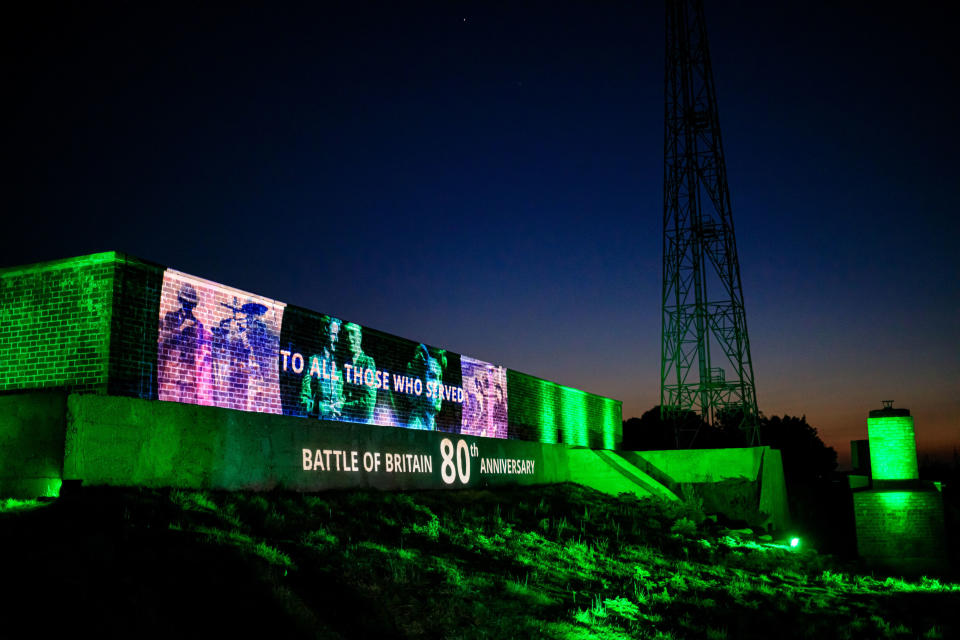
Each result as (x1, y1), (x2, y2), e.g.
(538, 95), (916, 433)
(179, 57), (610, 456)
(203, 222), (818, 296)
(661, 0), (759, 446)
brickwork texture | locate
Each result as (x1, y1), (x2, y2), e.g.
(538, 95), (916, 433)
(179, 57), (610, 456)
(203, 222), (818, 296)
(853, 490), (947, 566)
(107, 254), (163, 399)
(0, 252), (115, 394)
(1, 252), (622, 448)
(867, 415), (919, 481)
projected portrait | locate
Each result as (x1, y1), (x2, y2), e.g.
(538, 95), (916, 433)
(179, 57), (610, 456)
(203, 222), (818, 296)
(279, 307), (462, 431)
(360, 334), (462, 432)
(300, 315), (345, 421)
(403, 344), (446, 431)
(342, 322), (377, 424)
(157, 270), (284, 413)
(460, 356), (508, 439)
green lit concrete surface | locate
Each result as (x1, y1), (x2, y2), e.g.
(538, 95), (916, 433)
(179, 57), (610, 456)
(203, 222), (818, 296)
(565, 448), (680, 503)
(1, 389), (630, 499)
(631, 447), (762, 482)
(4, 389), (787, 541)
(0, 393), (67, 498)
(61, 393), (637, 496)
(626, 447), (790, 531)
(63, 393), (577, 492)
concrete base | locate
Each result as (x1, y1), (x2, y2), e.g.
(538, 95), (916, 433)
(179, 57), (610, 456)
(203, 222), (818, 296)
(565, 449), (680, 502)
(63, 393), (570, 492)
(629, 447), (790, 532)
(1, 392), (791, 534)
(0, 392), (67, 497)
(562, 447), (789, 532)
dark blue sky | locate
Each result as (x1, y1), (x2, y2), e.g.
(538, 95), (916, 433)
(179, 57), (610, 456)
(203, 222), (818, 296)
(3, 2), (957, 460)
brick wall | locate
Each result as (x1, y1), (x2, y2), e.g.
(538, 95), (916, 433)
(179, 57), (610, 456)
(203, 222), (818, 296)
(158, 268), (286, 414)
(853, 490), (947, 562)
(0, 253), (115, 394)
(1, 252), (623, 448)
(507, 369), (621, 448)
(108, 254), (164, 399)
(279, 303), (466, 430)
(867, 415), (919, 480)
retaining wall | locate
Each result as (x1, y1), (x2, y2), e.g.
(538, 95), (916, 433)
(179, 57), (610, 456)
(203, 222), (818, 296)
(3, 392), (789, 532)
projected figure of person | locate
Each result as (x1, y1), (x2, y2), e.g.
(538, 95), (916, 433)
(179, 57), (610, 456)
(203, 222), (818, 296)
(208, 314), (235, 408)
(464, 374), (486, 433)
(241, 300), (275, 411)
(209, 297), (273, 411)
(301, 316), (344, 420)
(342, 322), (377, 424)
(216, 302), (251, 409)
(159, 283), (208, 404)
(406, 344), (444, 431)
(493, 382), (507, 438)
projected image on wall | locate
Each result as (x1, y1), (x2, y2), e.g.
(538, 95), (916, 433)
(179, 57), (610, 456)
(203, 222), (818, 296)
(461, 356), (508, 439)
(400, 342), (462, 432)
(157, 270), (285, 413)
(278, 307), (463, 432)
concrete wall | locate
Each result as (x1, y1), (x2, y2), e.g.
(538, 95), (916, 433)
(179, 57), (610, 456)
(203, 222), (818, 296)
(65, 394), (785, 514)
(758, 448), (790, 532)
(634, 447), (763, 482)
(0, 392), (67, 497)
(3, 392), (788, 538)
(631, 447), (789, 532)
(565, 449), (679, 502)
(63, 394), (571, 492)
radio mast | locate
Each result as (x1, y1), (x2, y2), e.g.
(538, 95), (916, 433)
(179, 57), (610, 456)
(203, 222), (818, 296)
(661, 0), (760, 446)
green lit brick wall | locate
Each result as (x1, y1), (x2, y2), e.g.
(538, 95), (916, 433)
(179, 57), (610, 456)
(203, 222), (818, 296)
(107, 255), (163, 399)
(867, 415), (919, 481)
(506, 370), (621, 449)
(853, 490), (947, 566)
(0, 253), (116, 394)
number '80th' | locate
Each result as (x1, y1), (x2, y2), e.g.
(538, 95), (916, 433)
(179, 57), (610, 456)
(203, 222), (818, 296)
(440, 438), (470, 485)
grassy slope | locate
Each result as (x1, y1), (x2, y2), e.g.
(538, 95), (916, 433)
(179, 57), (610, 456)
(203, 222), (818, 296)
(1, 485), (957, 639)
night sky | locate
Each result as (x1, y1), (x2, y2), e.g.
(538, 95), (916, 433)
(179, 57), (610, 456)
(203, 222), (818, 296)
(3, 2), (957, 463)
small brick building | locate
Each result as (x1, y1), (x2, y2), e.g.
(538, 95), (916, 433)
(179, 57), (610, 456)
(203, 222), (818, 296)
(852, 403), (947, 573)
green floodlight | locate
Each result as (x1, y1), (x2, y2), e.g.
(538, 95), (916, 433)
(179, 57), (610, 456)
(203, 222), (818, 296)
(789, 537), (800, 548)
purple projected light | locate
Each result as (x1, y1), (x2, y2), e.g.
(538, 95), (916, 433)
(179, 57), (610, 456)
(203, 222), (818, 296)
(158, 269), (285, 413)
(460, 356), (508, 439)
